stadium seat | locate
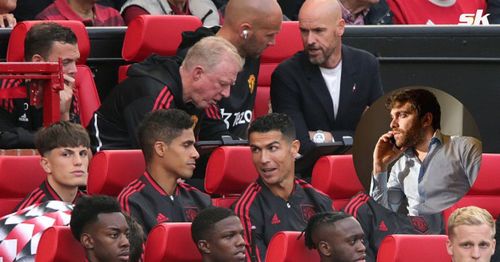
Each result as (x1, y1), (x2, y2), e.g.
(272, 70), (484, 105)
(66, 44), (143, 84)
(377, 234), (450, 262)
(75, 65), (101, 127)
(144, 222), (201, 262)
(443, 153), (500, 227)
(87, 150), (145, 197)
(205, 146), (259, 208)
(265, 231), (320, 262)
(7, 21), (90, 64)
(0, 155), (45, 217)
(255, 21), (302, 118)
(311, 155), (365, 210)
(36, 226), (86, 262)
(119, 15), (202, 82)
(6, 21), (100, 127)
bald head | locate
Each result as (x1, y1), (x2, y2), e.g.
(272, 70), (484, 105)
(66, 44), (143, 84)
(224, 0), (282, 29)
(300, 0), (342, 23)
(218, 0), (282, 58)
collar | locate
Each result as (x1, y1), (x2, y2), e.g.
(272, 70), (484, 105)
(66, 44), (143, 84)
(168, 0), (190, 15)
(143, 171), (179, 197)
(404, 129), (443, 157)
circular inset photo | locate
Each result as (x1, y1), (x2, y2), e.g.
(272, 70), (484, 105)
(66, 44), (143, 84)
(353, 87), (482, 216)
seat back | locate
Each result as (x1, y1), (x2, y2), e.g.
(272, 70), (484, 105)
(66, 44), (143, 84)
(0, 156), (45, 217)
(265, 231), (319, 262)
(205, 146), (259, 208)
(377, 234), (450, 262)
(75, 65), (100, 127)
(311, 155), (364, 210)
(7, 20), (90, 64)
(256, 21), (302, 118)
(36, 226), (86, 262)
(87, 150), (145, 197)
(119, 15), (202, 82)
(144, 222), (201, 262)
(443, 153), (500, 227)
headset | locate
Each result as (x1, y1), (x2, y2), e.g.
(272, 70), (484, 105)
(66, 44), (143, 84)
(242, 30), (249, 39)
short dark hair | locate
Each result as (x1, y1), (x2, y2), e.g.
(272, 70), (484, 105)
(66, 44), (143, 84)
(191, 207), (235, 243)
(70, 195), (123, 241)
(25, 22), (78, 61)
(137, 109), (194, 162)
(35, 121), (90, 156)
(304, 211), (352, 249)
(248, 113), (296, 141)
(385, 88), (441, 130)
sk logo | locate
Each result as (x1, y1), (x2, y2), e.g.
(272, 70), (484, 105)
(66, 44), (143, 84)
(248, 74), (256, 94)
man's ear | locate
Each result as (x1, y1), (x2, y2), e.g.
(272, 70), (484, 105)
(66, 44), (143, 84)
(192, 65), (204, 82)
(31, 54), (45, 62)
(421, 112), (433, 128)
(291, 139), (300, 158)
(318, 240), (332, 256)
(197, 240), (211, 254)
(446, 238), (453, 256)
(336, 18), (346, 37)
(81, 233), (94, 249)
(153, 141), (167, 157)
(40, 156), (51, 174)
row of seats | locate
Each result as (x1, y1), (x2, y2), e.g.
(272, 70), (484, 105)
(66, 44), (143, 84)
(117, 15), (303, 119)
(36, 224), (450, 262)
(2, 150), (499, 221)
(4, 16), (302, 127)
(0, 147), (363, 217)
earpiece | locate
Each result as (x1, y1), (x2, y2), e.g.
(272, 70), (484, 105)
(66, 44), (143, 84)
(242, 30), (249, 39)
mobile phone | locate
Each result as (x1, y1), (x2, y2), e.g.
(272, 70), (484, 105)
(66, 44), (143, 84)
(390, 136), (401, 150)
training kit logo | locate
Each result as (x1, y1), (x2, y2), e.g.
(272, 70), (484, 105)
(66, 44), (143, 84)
(248, 74), (256, 94)
(458, 9), (490, 25)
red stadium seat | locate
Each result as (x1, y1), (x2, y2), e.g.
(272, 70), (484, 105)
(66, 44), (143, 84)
(443, 153), (500, 227)
(255, 21), (302, 118)
(205, 146), (259, 208)
(87, 150), (145, 197)
(0, 156), (45, 218)
(377, 234), (450, 262)
(119, 15), (202, 82)
(311, 155), (364, 210)
(6, 21), (100, 127)
(7, 21), (90, 64)
(265, 231), (320, 262)
(75, 65), (101, 127)
(36, 226), (86, 262)
(144, 222), (201, 262)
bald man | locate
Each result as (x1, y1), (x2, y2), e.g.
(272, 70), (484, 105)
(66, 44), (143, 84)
(178, 0), (283, 140)
(271, 0), (383, 154)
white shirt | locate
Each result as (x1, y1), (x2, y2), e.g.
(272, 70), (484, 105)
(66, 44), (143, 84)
(320, 61), (342, 119)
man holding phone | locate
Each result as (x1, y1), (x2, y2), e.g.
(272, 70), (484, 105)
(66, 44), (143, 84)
(370, 88), (482, 215)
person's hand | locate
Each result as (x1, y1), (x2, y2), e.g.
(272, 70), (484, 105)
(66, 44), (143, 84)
(372, 131), (406, 175)
(0, 13), (16, 28)
(308, 130), (334, 143)
(60, 74), (75, 121)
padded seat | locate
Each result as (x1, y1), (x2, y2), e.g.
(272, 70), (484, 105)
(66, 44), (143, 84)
(144, 222), (201, 262)
(377, 234), (450, 262)
(205, 146), (259, 208)
(311, 155), (364, 210)
(36, 226), (86, 262)
(0, 155), (45, 217)
(87, 150), (145, 197)
(265, 231), (320, 262)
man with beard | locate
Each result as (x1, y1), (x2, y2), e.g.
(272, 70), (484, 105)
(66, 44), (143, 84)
(304, 212), (366, 262)
(270, 0), (383, 154)
(370, 88), (482, 215)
